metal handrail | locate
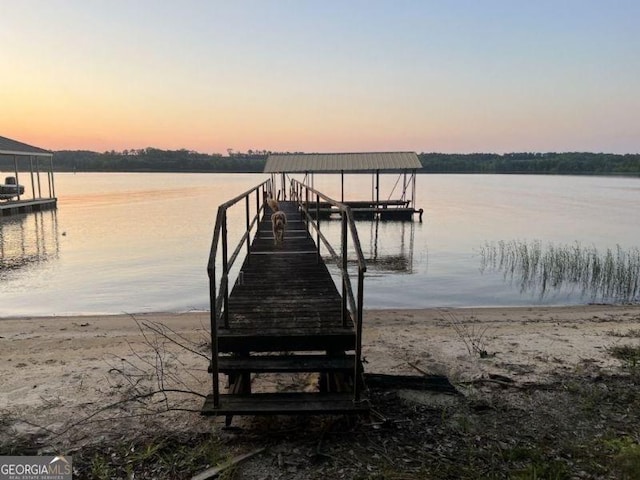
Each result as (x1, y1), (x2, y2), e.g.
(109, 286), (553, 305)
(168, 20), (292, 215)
(291, 179), (367, 402)
(207, 178), (272, 407)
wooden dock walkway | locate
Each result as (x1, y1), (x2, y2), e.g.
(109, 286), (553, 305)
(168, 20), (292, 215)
(202, 183), (368, 420)
(0, 198), (57, 216)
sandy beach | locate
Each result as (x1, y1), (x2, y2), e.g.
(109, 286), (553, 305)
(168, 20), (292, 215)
(2, 305), (639, 432)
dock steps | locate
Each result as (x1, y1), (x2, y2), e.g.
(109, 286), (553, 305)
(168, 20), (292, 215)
(202, 392), (369, 416)
(212, 354), (357, 374)
(217, 330), (355, 353)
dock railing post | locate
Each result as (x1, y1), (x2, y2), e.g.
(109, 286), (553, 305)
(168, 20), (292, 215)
(222, 211), (230, 329)
(354, 268), (365, 402)
(256, 188), (261, 237)
(245, 195), (251, 264)
(207, 206), (221, 408)
(316, 193), (320, 264)
(208, 266), (220, 408)
(341, 211), (348, 328)
(304, 184), (309, 230)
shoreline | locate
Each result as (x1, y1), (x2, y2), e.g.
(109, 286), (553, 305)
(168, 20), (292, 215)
(0, 302), (632, 320)
(1, 304), (639, 437)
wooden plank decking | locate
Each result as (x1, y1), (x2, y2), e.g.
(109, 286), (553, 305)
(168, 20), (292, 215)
(202, 200), (367, 418)
(302, 199), (423, 221)
(203, 392), (369, 416)
(0, 198), (57, 216)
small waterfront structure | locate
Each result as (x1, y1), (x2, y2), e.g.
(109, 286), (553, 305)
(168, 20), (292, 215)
(0, 135), (57, 216)
(264, 151), (423, 221)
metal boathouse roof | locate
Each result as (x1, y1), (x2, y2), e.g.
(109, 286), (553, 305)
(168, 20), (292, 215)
(264, 152), (422, 173)
(0, 135), (52, 157)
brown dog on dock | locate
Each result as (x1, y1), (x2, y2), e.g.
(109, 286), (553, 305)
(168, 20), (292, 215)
(271, 211), (287, 245)
(267, 196), (279, 212)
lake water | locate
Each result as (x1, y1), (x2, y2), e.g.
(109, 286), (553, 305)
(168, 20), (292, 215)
(1, 172), (638, 317)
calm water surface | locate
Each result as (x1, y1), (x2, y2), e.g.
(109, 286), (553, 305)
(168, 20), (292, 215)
(0, 172), (638, 317)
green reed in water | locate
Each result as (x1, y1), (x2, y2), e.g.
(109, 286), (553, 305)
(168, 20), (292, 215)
(479, 240), (640, 303)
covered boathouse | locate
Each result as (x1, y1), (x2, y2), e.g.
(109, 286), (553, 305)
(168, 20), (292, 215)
(0, 135), (57, 216)
(264, 151), (424, 221)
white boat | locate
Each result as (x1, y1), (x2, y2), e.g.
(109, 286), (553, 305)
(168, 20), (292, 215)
(0, 176), (25, 200)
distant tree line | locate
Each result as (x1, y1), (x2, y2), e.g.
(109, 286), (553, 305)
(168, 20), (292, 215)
(418, 152), (640, 175)
(5, 149), (636, 175)
(49, 148), (267, 173)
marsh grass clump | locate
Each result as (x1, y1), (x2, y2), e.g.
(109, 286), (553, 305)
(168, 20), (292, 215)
(443, 311), (493, 358)
(608, 344), (640, 370)
(479, 240), (640, 303)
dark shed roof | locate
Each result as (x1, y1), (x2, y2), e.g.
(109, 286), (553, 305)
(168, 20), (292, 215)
(264, 152), (421, 173)
(0, 135), (52, 156)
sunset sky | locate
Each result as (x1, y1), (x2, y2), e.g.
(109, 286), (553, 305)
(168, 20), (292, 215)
(2, 1), (639, 154)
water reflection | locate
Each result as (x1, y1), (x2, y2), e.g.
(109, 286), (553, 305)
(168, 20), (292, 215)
(0, 210), (60, 277)
(479, 240), (640, 303)
(365, 219), (416, 274)
(324, 218), (417, 275)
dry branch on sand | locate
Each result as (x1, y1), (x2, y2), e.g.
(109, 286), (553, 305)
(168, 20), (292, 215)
(2, 315), (211, 449)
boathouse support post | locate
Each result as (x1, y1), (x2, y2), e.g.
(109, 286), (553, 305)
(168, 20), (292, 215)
(13, 155), (20, 201)
(375, 169), (380, 207)
(341, 212), (348, 328)
(341, 170), (344, 203)
(281, 173), (286, 200)
(402, 171), (408, 203)
(29, 156), (36, 200)
(411, 169), (417, 210)
(49, 156), (56, 198)
(370, 174), (374, 204)
(222, 212), (230, 329)
(35, 156), (42, 198)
